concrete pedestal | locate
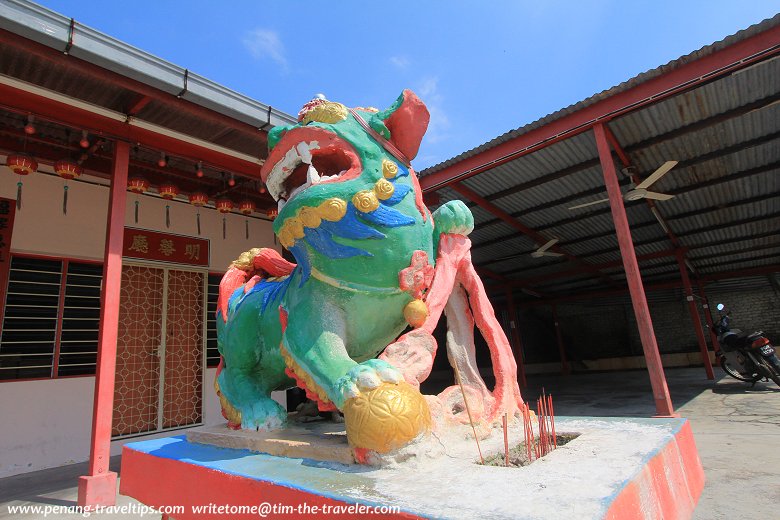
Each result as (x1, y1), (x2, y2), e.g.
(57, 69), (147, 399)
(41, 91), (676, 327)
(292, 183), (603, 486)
(120, 417), (704, 519)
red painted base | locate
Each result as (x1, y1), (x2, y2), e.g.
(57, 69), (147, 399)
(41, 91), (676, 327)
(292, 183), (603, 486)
(606, 421), (704, 519)
(120, 447), (418, 519)
(120, 419), (704, 519)
(77, 471), (118, 507)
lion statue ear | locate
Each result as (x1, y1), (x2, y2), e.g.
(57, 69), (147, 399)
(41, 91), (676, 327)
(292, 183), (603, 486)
(376, 90), (430, 162)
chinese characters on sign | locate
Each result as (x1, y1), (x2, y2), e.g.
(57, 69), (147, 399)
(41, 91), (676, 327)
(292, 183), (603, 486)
(0, 198), (16, 326)
(122, 228), (209, 267)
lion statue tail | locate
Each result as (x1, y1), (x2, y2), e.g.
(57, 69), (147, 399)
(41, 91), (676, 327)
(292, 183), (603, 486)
(216, 247), (296, 323)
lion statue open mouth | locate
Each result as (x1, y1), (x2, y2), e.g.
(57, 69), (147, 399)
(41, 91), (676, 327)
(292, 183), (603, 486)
(215, 90), (524, 460)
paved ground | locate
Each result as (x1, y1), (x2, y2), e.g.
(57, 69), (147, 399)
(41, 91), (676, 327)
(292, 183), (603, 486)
(522, 367), (780, 519)
(1, 367), (778, 518)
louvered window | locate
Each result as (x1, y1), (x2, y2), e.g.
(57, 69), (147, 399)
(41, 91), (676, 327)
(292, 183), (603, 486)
(59, 261), (102, 376)
(0, 256), (102, 380)
(0, 257), (61, 380)
(206, 273), (221, 368)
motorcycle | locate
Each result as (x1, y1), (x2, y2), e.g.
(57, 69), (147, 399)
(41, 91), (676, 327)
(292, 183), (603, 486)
(713, 303), (780, 387)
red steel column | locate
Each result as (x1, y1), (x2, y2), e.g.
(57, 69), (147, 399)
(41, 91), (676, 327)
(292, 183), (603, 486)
(594, 123), (676, 417)
(78, 140), (130, 507)
(697, 283), (722, 355)
(675, 252), (715, 379)
(505, 288), (527, 388)
(551, 304), (571, 375)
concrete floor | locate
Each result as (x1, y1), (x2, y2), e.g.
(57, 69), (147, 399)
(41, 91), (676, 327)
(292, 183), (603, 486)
(1, 367), (778, 519)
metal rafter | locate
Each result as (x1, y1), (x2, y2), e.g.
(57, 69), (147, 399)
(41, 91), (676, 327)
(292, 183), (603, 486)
(478, 186), (778, 273)
(450, 182), (620, 287)
(467, 91), (780, 208)
(602, 125), (685, 250)
(471, 131), (779, 247)
(578, 211), (780, 261)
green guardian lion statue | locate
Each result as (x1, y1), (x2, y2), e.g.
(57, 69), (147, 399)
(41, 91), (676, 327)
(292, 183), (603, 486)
(216, 90), (524, 460)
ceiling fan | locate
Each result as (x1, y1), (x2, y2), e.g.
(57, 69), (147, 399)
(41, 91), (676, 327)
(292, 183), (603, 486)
(568, 160), (678, 210)
(530, 238), (563, 258)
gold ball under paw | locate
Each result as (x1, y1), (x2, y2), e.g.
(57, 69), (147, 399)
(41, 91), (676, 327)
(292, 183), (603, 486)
(343, 382), (431, 453)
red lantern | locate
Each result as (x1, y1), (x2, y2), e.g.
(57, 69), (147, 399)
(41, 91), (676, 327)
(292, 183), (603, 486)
(127, 177), (150, 223)
(189, 192), (209, 236)
(215, 199), (233, 214)
(54, 160), (83, 215)
(24, 116), (36, 136)
(127, 177), (150, 193)
(54, 160), (82, 181)
(239, 200), (255, 215)
(158, 183), (178, 228)
(6, 154), (37, 175)
(216, 199), (233, 239)
(266, 208), (278, 219)
(79, 130), (90, 149)
(158, 183), (179, 199)
(189, 192), (208, 207)
(6, 154), (37, 210)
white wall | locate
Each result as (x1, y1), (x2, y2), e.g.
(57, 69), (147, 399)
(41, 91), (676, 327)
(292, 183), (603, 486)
(0, 166), (284, 477)
(0, 365), (285, 477)
(0, 162), (278, 266)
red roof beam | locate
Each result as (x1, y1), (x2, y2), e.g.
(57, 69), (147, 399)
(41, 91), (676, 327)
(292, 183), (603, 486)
(125, 94), (152, 116)
(0, 81), (263, 178)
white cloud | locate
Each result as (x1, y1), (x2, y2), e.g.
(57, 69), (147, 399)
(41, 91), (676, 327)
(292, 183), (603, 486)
(243, 29), (288, 71)
(389, 56), (410, 69)
(416, 76), (450, 144)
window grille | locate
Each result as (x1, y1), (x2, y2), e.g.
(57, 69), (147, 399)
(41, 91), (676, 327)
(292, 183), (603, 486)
(58, 262), (102, 376)
(1, 255), (216, 382)
(206, 273), (221, 368)
(0, 257), (61, 380)
(0, 256), (102, 380)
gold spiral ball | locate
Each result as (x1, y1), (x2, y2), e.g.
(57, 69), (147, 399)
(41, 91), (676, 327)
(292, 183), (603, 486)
(318, 198), (348, 222)
(343, 382), (431, 453)
(373, 178), (395, 200)
(352, 190), (380, 213)
(382, 159), (399, 179)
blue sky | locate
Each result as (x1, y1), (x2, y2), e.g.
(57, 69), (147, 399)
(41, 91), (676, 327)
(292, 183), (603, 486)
(37, 1), (779, 170)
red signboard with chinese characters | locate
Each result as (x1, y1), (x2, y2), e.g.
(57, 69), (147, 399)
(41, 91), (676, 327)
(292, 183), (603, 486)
(0, 197), (16, 330)
(123, 228), (209, 267)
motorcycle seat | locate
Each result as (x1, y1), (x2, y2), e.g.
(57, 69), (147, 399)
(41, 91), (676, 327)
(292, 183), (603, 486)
(723, 333), (752, 350)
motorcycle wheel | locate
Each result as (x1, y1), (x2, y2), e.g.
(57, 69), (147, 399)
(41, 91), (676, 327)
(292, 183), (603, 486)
(757, 358), (780, 387)
(719, 356), (760, 383)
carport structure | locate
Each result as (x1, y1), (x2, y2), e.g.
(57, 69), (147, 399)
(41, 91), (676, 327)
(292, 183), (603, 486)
(419, 15), (780, 417)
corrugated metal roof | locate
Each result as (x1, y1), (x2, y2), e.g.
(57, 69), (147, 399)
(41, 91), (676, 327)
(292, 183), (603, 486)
(0, 0), (296, 129)
(422, 15), (779, 301)
(421, 13), (780, 178)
